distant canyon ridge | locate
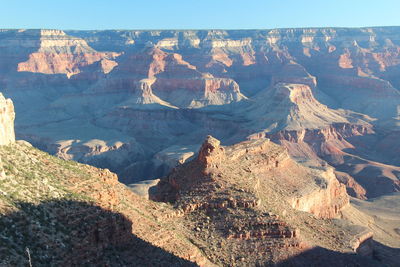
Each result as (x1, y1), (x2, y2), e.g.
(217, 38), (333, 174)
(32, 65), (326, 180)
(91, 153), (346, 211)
(0, 28), (399, 199)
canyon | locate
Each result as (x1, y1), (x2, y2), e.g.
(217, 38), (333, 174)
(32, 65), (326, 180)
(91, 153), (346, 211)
(0, 104), (391, 264)
(0, 27), (399, 265)
(0, 28), (399, 200)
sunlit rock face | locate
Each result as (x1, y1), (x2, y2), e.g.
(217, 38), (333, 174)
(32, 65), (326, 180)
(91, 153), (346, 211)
(16, 30), (120, 77)
(0, 28), (399, 197)
(0, 93), (15, 146)
(155, 136), (349, 219)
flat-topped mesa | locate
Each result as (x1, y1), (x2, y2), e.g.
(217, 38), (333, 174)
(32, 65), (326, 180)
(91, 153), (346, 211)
(197, 135), (225, 168)
(0, 93), (15, 146)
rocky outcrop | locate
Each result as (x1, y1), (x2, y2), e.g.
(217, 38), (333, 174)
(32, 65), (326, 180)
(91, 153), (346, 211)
(197, 135), (225, 168)
(151, 136), (378, 265)
(247, 82), (369, 133)
(264, 123), (373, 160)
(289, 167), (349, 218)
(259, 122), (400, 198)
(0, 93), (15, 146)
(155, 136), (349, 219)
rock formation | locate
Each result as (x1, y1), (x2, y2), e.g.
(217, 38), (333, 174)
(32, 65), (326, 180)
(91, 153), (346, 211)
(0, 93), (15, 146)
(151, 136), (380, 265)
(155, 136), (349, 219)
(0, 27), (399, 266)
(0, 103), (388, 266)
(0, 28), (399, 199)
(17, 30), (120, 77)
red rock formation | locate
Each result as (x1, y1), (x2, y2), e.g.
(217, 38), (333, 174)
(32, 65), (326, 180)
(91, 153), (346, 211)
(197, 135), (225, 168)
(155, 136), (349, 219)
(335, 171), (367, 199)
(17, 30), (120, 77)
(289, 167), (349, 219)
(150, 136), (377, 265)
(266, 123), (373, 160)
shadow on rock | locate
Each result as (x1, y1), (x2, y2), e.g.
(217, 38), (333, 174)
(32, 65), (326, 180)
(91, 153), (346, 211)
(0, 200), (197, 266)
(277, 245), (390, 267)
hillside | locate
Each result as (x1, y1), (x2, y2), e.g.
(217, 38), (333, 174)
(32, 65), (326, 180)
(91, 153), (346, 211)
(0, 141), (214, 266)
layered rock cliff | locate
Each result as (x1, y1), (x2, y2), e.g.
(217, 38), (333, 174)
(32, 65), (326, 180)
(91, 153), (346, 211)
(245, 82), (399, 198)
(0, 28), (399, 199)
(151, 136), (379, 265)
(17, 30), (120, 77)
(155, 136), (350, 219)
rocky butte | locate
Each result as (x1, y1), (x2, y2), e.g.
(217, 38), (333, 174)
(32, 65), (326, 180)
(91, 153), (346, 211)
(150, 135), (382, 265)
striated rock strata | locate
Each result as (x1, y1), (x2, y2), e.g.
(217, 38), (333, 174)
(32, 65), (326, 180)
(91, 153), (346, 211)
(0, 28), (399, 199)
(17, 30), (120, 77)
(151, 136), (378, 265)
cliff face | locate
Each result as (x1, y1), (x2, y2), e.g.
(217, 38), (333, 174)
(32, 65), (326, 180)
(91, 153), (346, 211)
(154, 136), (349, 219)
(0, 28), (399, 198)
(151, 136), (378, 265)
(16, 30), (120, 77)
(0, 93), (15, 145)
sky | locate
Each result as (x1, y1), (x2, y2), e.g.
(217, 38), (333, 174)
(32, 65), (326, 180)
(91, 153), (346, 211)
(0, 0), (399, 30)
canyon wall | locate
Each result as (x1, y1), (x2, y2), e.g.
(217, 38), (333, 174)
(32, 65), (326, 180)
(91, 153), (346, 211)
(0, 28), (399, 198)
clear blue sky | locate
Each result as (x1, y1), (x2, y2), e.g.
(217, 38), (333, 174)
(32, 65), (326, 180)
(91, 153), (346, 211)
(0, 0), (399, 30)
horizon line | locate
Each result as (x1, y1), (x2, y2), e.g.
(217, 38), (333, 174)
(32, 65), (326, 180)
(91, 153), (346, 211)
(1, 25), (400, 32)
